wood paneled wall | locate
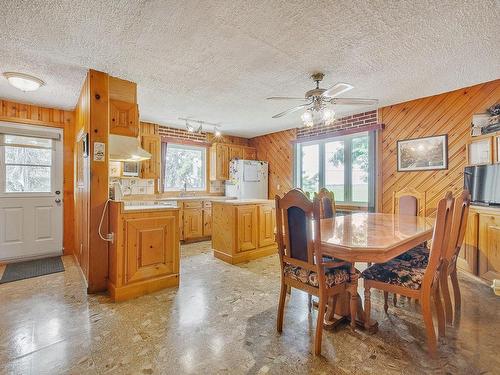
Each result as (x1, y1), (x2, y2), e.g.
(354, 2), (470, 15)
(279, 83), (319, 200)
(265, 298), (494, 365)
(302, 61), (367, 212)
(249, 129), (296, 199)
(0, 99), (75, 256)
(74, 70), (111, 292)
(379, 79), (500, 216)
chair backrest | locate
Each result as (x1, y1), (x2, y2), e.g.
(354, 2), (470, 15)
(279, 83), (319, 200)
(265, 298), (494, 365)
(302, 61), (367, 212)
(445, 190), (471, 268)
(393, 188), (426, 216)
(422, 192), (454, 292)
(275, 189), (319, 268)
(315, 188), (336, 219)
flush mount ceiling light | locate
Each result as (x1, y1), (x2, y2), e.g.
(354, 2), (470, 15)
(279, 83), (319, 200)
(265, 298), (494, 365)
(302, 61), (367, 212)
(3, 72), (45, 92)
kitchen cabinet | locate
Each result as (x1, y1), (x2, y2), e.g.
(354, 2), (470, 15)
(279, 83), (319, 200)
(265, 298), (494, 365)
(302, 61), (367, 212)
(203, 201), (212, 236)
(237, 205), (258, 252)
(140, 135), (161, 179)
(109, 99), (139, 137)
(210, 143), (230, 180)
(258, 204), (275, 248)
(458, 210), (478, 274)
(212, 200), (277, 264)
(108, 202), (180, 302)
(183, 208), (204, 239)
(210, 143), (257, 180)
(478, 213), (500, 281)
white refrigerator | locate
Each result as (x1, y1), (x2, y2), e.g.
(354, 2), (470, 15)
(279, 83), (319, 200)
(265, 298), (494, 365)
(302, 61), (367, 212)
(225, 160), (268, 199)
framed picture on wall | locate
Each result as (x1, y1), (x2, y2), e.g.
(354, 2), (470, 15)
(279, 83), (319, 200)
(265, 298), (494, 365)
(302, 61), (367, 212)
(397, 134), (448, 172)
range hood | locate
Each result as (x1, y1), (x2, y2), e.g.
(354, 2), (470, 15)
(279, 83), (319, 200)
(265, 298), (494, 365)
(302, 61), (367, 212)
(109, 134), (151, 161)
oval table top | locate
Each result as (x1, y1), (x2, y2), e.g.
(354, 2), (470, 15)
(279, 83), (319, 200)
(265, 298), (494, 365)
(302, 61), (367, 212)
(320, 213), (434, 263)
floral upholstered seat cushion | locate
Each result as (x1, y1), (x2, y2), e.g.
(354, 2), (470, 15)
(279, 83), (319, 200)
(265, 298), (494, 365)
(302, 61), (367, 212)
(361, 258), (426, 290)
(283, 263), (351, 288)
(395, 244), (429, 268)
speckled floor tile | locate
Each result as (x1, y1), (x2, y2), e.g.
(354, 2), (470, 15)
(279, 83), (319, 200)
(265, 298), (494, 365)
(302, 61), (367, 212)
(0, 241), (498, 375)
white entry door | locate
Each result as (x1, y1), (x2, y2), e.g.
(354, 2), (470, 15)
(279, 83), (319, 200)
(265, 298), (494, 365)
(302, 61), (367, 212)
(0, 122), (63, 262)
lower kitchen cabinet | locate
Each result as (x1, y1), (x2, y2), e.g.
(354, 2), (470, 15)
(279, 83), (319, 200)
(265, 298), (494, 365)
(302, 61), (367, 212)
(203, 208), (212, 236)
(108, 202), (180, 301)
(458, 206), (500, 282)
(212, 201), (277, 264)
(183, 208), (204, 239)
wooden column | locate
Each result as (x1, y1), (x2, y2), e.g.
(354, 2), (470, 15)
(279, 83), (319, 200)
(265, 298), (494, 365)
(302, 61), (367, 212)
(87, 70), (110, 292)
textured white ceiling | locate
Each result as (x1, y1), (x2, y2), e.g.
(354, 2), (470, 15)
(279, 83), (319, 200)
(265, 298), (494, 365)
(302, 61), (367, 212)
(0, 1), (498, 137)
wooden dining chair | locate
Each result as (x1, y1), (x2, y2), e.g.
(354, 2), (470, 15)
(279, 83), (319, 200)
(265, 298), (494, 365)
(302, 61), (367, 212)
(362, 193), (454, 356)
(390, 187), (428, 305)
(393, 187), (427, 217)
(275, 189), (358, 355)
(440, 190), (470, 325)
(315, 188), (337, 219)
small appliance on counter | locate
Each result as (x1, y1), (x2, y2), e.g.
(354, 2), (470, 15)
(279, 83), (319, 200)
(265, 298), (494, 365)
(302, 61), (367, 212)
(225, 159), (268, 199)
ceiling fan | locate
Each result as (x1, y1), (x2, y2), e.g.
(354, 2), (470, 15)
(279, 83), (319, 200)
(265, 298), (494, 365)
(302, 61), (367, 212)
(267, 73), (378, 126)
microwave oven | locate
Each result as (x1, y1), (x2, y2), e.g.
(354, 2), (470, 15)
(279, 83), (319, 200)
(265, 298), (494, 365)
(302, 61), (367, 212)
(122, 161), (140, 177)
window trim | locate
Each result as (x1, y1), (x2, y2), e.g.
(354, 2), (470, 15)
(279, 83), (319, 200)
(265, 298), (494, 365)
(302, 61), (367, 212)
(294, 131), (375, 207)
(163, 142), (208, 192)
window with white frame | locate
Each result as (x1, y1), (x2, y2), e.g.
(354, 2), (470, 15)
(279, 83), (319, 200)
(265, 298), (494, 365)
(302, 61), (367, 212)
(294, 131), (375, 206)
(1, 134), (54, 193)
(163, 143), (207, 191)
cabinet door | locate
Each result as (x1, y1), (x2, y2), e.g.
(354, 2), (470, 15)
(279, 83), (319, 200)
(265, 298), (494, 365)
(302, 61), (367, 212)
(258, 205), (276, 247)
(237, 205), (258, 252)
(457, 211), (478, 274)
(140, 135), (161, 179)
(125, 216), (176, 283)
(183, 209), (203, 239)
(478, 214), (500, 281)
(217, 144), (230, 180)
(244, 147), (257, 160)
(179, 210), (184, 240)
(229, 145), (243, 161)
(110, 100), (139, 137)
(203, 208), (212, 236)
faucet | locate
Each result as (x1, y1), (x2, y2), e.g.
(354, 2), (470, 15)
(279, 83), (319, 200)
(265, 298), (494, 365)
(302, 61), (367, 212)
(179, 181), (194, 197)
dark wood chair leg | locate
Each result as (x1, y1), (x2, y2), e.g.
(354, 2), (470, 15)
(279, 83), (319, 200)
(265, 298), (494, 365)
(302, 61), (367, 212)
(314, 294), (326, 355)
(325, 295), (337, 323)
(286, 285), (291, 295)
(350, 287), (357, 329)
(393, 293), (398, 306)
(277, 282), (287, 333)
(364, 286), (372, 330)
(450, 268), (461, 313)
(308, 294), (313, 312)
(421, 295), (437, 357)
(440, 270), (453, 325)
(434, 284), (445, 339)
(383, 291), (389, 313)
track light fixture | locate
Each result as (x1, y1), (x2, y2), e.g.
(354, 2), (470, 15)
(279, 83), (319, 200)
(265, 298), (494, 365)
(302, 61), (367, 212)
(179, 117), (222, 136)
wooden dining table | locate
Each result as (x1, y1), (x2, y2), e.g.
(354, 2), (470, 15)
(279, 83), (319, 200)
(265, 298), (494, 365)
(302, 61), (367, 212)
(318, 212), (434, 331)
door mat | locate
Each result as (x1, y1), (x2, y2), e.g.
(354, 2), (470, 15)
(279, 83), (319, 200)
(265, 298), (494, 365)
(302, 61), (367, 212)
(0, 256), (64, 284)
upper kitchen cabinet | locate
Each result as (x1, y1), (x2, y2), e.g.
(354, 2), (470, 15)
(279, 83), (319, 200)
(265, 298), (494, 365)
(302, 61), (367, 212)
(210, 143), (230, 180)
(210, 143), (257, 180)
(140, 134), (161, 179)
(109, 77), (139, 137)
(109, 100), (139, 137)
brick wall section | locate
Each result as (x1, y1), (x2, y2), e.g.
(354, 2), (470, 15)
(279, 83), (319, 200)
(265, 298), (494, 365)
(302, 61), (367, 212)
(158, 124), (249, 145)
(296, 110), (378, 139)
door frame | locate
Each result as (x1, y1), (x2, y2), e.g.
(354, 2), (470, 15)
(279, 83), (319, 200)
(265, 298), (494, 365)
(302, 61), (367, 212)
(0, 122), (64, 262)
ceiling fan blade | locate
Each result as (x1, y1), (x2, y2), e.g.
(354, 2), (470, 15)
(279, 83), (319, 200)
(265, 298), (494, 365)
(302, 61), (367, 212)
(330, 98), (378, 105)
(266, 96), (308, 101)
(321, 82), (354, 98)
(272, 103), (311, 119)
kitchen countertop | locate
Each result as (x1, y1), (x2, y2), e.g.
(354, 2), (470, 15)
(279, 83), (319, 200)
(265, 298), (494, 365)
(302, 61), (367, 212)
(118, 200), (180, 211)
(212, 199), (275, 205)
(157, 196), (237, 202)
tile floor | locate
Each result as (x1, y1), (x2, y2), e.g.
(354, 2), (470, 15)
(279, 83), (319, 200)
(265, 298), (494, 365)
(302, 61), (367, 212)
(0, 242), (499, 374)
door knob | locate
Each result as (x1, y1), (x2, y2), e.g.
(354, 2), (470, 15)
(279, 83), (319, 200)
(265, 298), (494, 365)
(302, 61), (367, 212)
(55, 198), (61, 203)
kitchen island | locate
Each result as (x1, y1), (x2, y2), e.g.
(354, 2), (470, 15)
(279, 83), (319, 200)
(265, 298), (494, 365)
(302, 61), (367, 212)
(212, 199), (277, 264)
(107, 200), (180, 301)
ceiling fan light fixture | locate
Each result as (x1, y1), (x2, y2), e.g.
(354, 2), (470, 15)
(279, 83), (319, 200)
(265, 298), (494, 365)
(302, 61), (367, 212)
(214, 126), (222, 137)
(323, 108), (335, 125)
(3, 72), (45, 92)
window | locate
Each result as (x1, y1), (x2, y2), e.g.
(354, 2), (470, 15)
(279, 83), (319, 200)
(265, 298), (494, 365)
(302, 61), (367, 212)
(163, 143), (207, 191)
(295, 132), (375, 206)
(1, 134), (53, 193)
